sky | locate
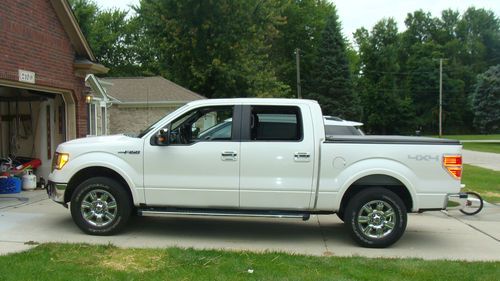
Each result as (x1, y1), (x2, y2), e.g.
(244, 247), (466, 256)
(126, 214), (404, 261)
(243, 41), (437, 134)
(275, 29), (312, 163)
(98, 0), (500, 44)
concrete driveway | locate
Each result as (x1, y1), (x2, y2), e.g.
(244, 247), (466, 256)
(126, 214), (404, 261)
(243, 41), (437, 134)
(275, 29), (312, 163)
(1, 190), (499, 261)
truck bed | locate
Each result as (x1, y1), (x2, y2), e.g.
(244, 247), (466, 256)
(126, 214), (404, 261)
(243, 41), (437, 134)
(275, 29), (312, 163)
(325, 135), (460, 145)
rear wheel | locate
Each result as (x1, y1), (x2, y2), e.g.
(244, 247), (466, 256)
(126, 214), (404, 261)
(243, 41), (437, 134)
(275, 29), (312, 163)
(345, 188), (407, 248)
(70, 177), (131, 235)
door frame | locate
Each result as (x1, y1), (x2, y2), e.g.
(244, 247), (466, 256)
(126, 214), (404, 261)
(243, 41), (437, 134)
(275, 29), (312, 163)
(142, 104), (244, 208)
(0, 79), (76, 141)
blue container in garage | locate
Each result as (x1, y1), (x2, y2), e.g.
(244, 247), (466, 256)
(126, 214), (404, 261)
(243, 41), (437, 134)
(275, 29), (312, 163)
(0, 177), (22, 194)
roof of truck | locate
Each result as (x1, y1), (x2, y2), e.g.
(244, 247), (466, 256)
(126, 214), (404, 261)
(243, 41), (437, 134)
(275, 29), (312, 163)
(186, 98), (319, 106)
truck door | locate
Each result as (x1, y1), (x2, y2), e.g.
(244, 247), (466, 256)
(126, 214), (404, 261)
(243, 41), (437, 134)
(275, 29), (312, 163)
(143, 105), (241, 207)
(239, 105), (315, 209)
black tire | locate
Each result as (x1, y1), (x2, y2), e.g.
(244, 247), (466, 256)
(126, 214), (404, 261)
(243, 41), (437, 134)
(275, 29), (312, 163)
(336, 210), (345, 222)
(459, 191), (484, 216)
(70, 177), (132, 235)
(345, 188), (407, 248)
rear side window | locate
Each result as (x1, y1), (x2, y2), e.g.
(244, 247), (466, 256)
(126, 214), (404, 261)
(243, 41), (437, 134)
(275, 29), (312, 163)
(250, 106), (302, 141)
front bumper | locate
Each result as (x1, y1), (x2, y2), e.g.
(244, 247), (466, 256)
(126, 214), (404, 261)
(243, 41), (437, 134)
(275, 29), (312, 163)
(47, 181), (67, 205)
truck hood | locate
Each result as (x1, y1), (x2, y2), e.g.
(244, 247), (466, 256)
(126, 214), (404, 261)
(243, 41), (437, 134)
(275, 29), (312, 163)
(62, 134), (132, 146)
(56, 134), (143, 157)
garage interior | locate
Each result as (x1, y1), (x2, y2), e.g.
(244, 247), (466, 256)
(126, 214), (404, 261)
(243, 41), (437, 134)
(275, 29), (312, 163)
(0, 85), (68, 180)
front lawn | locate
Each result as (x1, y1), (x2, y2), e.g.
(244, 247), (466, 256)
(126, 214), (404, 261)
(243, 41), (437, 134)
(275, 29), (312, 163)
(441, 134), (500, 140)
(462, 164), (500, 203)
(462, 142), (500, 154)
(0, 243), (498, 281)
(424, 135), (500, 153)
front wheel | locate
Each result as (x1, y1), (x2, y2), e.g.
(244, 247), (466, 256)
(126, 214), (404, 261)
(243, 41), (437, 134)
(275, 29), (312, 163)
(70, 177), (132, 235)
(345, 188), (407, 248)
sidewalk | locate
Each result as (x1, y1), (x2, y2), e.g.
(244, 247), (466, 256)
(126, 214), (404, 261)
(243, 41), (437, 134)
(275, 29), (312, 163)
(462, 149), (500, 171)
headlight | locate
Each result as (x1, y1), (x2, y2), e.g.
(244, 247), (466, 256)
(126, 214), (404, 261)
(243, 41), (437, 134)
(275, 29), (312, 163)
(53, 153), (70, 170)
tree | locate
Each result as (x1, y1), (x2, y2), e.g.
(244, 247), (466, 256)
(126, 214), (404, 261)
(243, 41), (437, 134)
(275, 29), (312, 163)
(136, 0), (290, 98)
(354, 19), (416, 134)
(269, 0), (335, 98)
(471, 65), (500, 133)
(305, 7), (360, 118)
(69, 0), (98, 38)
(457, 8), (500, 71)
(69, 0), (146, 76)
(398, 11), (440, 133)
(354, 7), (499, 134)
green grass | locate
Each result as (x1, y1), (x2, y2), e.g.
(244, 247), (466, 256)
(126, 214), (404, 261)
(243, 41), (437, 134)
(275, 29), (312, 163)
(463, 164), (500, 204)
(424, 135), (500, 153)
(462, 142), (500, 154)
(440, 134), (500, 140)
(0, 243), (498, 281)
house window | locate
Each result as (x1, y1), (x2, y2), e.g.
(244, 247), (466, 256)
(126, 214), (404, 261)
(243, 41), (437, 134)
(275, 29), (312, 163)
(87, 103), (97, 136)
(101, 105), (107, 135)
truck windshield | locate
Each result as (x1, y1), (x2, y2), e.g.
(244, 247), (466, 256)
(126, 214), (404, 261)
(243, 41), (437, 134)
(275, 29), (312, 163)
(136, 117), (165, 138)
(136, 104), (191, 138)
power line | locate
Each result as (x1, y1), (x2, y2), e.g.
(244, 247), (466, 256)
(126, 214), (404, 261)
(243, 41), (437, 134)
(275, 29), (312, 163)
(360, 69), (436, 75)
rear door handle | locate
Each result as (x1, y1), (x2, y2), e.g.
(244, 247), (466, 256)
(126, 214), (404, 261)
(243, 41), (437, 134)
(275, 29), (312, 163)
(294, 152), (310, 162)
(221, 151), (238, 161)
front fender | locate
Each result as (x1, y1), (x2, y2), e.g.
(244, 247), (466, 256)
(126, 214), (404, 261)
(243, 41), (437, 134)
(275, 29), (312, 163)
(49, 152), (143, 204)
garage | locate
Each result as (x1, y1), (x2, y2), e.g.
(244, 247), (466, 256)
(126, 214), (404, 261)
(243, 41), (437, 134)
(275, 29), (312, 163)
(0, 84), (76, 180)
(0, 0), (108, 188)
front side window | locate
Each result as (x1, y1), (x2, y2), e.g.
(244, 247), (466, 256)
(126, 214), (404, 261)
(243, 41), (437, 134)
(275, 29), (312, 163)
(169, 106), (234, 144)
(250, 106), (302, 141)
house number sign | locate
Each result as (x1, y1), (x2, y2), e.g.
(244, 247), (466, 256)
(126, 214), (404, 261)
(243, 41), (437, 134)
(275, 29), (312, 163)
(18, 69), (36, 84)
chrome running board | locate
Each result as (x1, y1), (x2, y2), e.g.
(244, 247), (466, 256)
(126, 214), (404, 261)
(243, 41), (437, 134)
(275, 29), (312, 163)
(138, 208), (313, 221)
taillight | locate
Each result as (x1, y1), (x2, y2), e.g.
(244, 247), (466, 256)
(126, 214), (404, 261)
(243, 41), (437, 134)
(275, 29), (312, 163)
(443, 155), (462, 179)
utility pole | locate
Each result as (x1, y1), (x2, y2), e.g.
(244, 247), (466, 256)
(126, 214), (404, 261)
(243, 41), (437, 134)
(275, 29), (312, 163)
(439, 58), (443, 138)
(434, 58), (447, 137)
(295, 48), (301, 99)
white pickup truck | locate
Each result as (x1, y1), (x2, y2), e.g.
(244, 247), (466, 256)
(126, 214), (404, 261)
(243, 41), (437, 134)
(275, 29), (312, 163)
(48, 98), (463, 248)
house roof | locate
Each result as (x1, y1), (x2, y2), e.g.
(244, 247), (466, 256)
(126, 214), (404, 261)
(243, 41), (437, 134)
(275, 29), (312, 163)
(101, 76), (206, 104)
(50, 0), (108, 74)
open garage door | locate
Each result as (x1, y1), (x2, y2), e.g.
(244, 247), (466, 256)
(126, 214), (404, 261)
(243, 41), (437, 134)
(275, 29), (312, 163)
(0, 84), (75, 180)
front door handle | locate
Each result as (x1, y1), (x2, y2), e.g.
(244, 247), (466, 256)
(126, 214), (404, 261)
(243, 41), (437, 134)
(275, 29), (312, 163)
(221, 151), (238, 161)
(294, 152), (310, 162)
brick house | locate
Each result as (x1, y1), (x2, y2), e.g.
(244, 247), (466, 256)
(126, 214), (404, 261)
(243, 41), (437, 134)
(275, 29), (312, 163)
(0, 0), (107, 178)
(98, 76), (205, 135)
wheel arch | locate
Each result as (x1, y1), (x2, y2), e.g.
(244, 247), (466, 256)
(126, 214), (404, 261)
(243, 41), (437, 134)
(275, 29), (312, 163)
(65, 166), (136, 205)
(335, 169), (418, 216)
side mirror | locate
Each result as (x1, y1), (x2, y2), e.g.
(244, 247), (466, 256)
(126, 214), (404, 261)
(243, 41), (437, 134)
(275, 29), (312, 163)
(151, 127), (170, 146)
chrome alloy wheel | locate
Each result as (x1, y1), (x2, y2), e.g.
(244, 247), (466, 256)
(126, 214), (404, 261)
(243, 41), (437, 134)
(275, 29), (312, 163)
(357, 200), (396, 239)
(80, 189), (118, 227)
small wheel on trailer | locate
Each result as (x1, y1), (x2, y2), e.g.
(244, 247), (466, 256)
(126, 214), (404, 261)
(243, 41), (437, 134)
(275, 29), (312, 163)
(344, 188), (407, 248)
(459, 191), (484, 216)
(70, 177), (132, 235)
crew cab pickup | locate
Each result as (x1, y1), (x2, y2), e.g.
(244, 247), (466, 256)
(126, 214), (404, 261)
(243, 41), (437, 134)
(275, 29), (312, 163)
(48, 99), (463, 247)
